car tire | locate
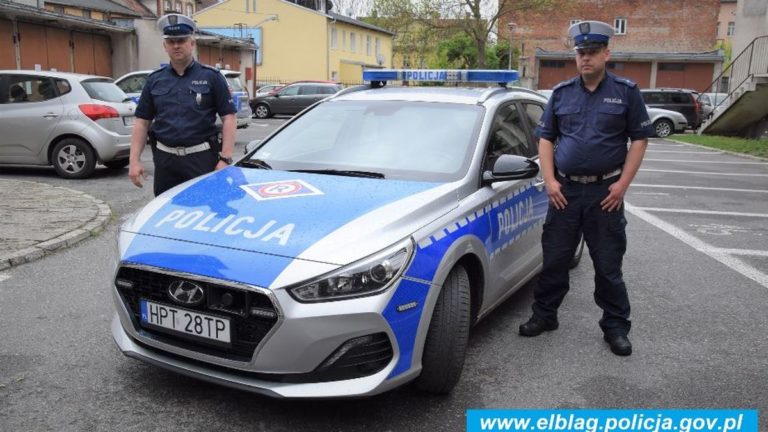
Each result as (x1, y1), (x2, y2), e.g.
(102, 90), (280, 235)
(254, 104), (272, 119)
(653, 119), (673, 138)
(103, 159), (129, 170)
(415, 264), (471, 394)
(51, 138), (96, 179)
(570, 235), (585, 269)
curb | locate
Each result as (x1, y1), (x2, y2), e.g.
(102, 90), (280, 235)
(0, 181), (113, 271)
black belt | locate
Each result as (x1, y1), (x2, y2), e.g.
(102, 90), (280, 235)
(557, 168), (622, 184)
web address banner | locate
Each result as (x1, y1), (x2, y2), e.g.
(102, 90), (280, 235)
(466, 409), (758, 432)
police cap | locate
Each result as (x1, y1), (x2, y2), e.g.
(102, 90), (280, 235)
(158, 13), (196, 39)
(569, 20), (614, 50)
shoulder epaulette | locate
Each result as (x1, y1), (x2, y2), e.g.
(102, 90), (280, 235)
(552, 77), (577, 91)
(200, 63), (220, 73)
(147, 66), (166, 77)
(612, 75), (637, 88)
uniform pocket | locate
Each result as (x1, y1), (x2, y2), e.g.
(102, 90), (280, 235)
(555, 105), (581, 130)
(188, 83), (212, 109)
(596, 104), (627, 134)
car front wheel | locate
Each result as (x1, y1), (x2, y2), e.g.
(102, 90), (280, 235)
(52, 138), (96, 179)
(415, 264), (471, 394)
(254, 104), (272, 119)
(654, 119), (673, 138)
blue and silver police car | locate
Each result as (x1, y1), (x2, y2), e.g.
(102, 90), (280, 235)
(111, 69), (583, 398)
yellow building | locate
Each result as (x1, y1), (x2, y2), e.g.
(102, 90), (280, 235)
(194, 0), (393, 86)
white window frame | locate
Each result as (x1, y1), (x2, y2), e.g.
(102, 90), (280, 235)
(614, 18), (627, 35)
(175, 1), (182, 12)
(375, 37), (381, 56)
(331, 27), (338, 49)
(727, 21), (735, 36)
(186, 3), (193, 16)
(350, 32), (356, 53)
(366, 35), (372, 55)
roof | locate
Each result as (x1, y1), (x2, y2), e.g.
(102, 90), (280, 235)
(536, 48), (724, 62)
(45, 0), (140, 16)
(332, 86), (545, 105)
(327, 12), (395, 36)
(116, 0), (156, 18)
(0, 0), (134, 32)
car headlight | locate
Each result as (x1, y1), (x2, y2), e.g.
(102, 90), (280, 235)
(288, 238), (414, 303)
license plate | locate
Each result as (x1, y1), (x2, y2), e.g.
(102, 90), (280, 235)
(140, 299), (231, 343)
(123, 116), (135, 126)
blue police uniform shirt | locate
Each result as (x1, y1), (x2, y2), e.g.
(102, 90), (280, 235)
(135, 61), (236, 147)
(536, 71), (654, 175)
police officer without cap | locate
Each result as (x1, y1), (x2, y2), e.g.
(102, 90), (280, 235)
(519, 21), (654, 356)
(129, 13), (236, 196)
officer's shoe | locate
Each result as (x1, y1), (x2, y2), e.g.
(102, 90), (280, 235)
(518, 316), (558, 337)
(603, 333), (632, 356)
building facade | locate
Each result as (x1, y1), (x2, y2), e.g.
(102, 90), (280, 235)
(194, 0), (393, 86)
(502, 0), (724, 91)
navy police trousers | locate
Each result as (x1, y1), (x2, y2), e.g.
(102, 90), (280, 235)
(532, 175), (631, 336)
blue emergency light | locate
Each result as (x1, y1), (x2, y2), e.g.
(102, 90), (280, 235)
(362, 69), (519, 85)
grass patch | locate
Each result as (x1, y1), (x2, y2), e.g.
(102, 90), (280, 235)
(670, 134), (768, 158)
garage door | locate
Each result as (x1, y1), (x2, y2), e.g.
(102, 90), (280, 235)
(18, 22), (48, 70)
(0, 19), (15, 69)
(46, 27), (71, 72)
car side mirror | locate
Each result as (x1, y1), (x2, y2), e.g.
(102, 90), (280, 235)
(482, 155), (539, 183)
(245, 139), (262, 154)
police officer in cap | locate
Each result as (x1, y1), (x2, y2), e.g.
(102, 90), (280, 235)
(519, 21), (654, 356)
(129, 13), (236, 196)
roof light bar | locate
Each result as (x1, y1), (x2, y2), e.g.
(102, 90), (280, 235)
(363, 69), (519, 84)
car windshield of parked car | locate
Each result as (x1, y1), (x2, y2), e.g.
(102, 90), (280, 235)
(81, 79), (128, 103)
(249, 100), (484, 182)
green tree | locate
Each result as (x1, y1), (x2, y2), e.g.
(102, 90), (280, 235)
(431, 33), (516, 70)
(372, 0), (562, 68)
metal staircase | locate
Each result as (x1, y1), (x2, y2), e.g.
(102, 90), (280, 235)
(699, 35), (768, 137)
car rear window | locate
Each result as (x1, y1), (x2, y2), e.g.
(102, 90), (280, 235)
(81, 79), (128, 102)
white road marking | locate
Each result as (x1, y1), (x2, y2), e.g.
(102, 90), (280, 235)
(645, 150), (722, 154)
(635, 207), (768, 218)
(631, 184), (768, 194)
(0, 274), (10, 283)
(706, 248), (768, 257)
(640, 168), (768, 177)
(643, 159), (768, 165)
(625, 203), (768, 289)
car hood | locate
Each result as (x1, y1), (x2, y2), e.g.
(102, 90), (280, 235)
(119, 167), (459, 288)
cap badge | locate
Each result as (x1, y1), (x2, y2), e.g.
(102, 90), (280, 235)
(169, 15), (178, 25)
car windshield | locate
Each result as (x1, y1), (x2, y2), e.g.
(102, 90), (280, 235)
(248, 100), (484, 182)
(81, 79), (128, 102)
(225, 75), (245, 92)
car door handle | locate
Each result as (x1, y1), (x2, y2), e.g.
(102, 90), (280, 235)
(534, 178), (545, 191)
(42, 113), (59, 119)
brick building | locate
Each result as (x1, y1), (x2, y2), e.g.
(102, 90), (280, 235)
(502, 0), (724, 91)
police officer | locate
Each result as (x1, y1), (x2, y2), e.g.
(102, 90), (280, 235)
(518, 21), (654, 356)
(129, 13), (236, 196)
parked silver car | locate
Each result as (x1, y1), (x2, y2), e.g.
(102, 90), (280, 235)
(646, 106), (688, 138)
(0, 70), (134, 179)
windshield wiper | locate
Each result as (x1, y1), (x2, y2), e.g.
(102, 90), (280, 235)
(290, 169), (385, 179)
(240, 158), (272, 169)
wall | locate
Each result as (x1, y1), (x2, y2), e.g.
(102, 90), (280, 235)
(328, 20), (392, 85)
(732, 0), (768, 57)
(195, 0), (328, 84)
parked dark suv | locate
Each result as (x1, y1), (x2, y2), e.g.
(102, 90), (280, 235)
(250, 81), (342, 119)
(641, 88), (702, 129)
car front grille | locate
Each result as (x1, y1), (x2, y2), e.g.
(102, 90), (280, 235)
(115, 265), (278, 362)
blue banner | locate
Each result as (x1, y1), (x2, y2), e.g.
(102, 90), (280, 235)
(466, 409), (758, 432)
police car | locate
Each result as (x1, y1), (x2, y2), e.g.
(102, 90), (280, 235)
(111, 69), (583, 398)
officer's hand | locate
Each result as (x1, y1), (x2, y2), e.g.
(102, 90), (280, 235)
(545, 179), (567, 210)
(601, 181), (627, 211)
(129, 162), (148, 188)
(214, 160), (229, 171)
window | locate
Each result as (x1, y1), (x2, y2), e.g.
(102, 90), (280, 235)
(117, 74), (148, 94)
(3, 76), (58, 104)
(350, 32), (356, 53)
(541, 60), (565, 68)
(331, 28), (337, 49)
(485, 103), (531, 169)
(570, 19), (582, 26)
(186, 3), (194, 16)
(659, 63), (685, 71)
(727, 21), (735, 36)
(83, 10), (91, 19)
(280, 85), (300, 96)
(53, 5), (64, 13)
(375, 37), (381, 56)
(164, 0), (172, 12)
(175, 1), (182, 12)
(614, 18), (627, 35)
(366, 35), (372, 55)
(522, 103), (544, 157)
(331, 71), (339, 81)
(716, 21), (720, 37)
(343, 31), (347, 50)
